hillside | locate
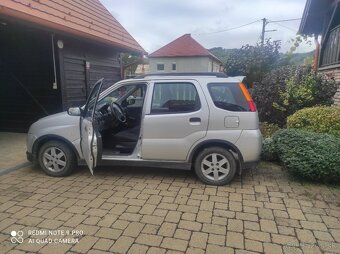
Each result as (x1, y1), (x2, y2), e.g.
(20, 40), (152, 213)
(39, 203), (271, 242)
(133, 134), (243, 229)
(209, 47), (314, 66)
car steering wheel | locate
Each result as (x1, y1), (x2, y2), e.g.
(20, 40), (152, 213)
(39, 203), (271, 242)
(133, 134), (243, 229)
(109, 102), (126, 123)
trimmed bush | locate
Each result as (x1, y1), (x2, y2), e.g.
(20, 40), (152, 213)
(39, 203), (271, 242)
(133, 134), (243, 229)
(261, 138), (278, 161)
(273, 129), (340, 182)
(287, 106), (340, 137)
(260, 122), (280, 138)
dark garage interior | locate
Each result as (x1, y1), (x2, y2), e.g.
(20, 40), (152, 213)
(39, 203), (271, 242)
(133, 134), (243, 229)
(0, 22), (62, 132)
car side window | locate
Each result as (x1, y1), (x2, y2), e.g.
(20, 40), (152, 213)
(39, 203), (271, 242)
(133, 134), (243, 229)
(208, 83), (250, 111)
(151, 82), (201, 114)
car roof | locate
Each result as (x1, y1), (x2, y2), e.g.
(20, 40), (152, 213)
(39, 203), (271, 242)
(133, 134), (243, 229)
(125, 72), (245, 83)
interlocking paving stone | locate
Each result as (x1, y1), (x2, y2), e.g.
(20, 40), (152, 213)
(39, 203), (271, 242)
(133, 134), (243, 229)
(0, 161), (339, 253)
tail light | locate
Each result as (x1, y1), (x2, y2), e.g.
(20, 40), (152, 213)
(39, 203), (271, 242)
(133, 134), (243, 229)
(239, 83), (257, 112)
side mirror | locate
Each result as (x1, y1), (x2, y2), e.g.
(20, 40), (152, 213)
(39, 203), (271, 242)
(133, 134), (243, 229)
(67, 107), (82, 116)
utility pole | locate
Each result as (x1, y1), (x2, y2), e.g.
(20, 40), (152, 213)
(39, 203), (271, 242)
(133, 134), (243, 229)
(261, 18), (267, 46)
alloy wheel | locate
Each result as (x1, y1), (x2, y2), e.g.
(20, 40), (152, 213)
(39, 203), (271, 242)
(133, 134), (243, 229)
(42, 147), (67, 172)
(201, 153), (230, 181)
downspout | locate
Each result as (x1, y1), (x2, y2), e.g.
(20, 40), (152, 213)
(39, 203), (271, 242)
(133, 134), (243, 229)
(313, 35), (320, 72)
(51, 34), (58, 89)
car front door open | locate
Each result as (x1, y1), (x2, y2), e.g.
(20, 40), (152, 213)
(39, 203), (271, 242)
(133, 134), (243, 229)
(80, 78), (104, 175)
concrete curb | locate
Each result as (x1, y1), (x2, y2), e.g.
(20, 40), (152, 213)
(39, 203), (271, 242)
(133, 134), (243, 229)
(0, 162), (32, 176)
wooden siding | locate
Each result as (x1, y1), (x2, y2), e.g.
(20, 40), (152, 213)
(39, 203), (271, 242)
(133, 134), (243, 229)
(58, 36), (121, 109)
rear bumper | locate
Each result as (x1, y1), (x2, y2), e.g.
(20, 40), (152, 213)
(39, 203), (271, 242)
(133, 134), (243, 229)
(235, 129), (262, 163)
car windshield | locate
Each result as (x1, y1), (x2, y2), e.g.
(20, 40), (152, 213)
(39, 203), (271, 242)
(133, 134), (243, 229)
(95, 85), (142, 109)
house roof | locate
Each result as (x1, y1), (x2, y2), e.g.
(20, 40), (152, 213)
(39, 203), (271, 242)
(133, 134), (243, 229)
(0, 0), (145, 54)
(149, 34), (222, 63)
(299, 0), (334, 35)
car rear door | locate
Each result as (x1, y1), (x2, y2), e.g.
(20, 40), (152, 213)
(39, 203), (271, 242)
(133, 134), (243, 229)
(141, 80), (209, 161)
(80, 78), (104, 175)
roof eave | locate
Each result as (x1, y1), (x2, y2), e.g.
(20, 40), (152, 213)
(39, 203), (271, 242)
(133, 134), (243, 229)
(0, 6), (146, 55)
(298, 0), (331, 35)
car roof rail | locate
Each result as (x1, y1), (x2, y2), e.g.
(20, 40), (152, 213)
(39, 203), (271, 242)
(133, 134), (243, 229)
(134, 72), (228, 79)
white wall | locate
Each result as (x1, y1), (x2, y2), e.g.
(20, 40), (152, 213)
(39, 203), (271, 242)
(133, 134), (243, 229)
(149, 56), (221, 72)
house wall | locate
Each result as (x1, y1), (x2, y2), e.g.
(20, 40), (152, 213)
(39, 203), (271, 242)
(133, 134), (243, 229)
(319, 67), (340, 106)
(149, 57), (216, 72)
(212, 60), (221, 72)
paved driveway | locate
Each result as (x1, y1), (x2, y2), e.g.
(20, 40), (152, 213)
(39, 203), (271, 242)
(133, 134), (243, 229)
(0, 162), (339, 254)
(0, 132), (27, 170)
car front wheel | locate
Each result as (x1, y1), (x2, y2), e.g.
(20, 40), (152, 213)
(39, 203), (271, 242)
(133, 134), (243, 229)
(194, 147), (237, 185)
(38, 140), (76, 177)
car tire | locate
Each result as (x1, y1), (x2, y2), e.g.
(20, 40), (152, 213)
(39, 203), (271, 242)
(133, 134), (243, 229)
(194, 147), (237, 185)
(38, 140), (76, 177)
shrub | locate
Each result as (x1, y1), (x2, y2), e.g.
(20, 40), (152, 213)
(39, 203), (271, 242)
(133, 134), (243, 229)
(272, 129), (340, 182)
(288, 106), (340, 137)
(260, 122), (280, 138)
(252, 65), (337, 127)
(261, 138), (278, 161)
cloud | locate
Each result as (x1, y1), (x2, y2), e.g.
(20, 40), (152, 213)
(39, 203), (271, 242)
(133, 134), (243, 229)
(100, 0), (313, 53)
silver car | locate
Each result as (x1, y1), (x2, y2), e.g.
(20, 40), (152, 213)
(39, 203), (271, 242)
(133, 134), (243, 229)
(26, 73), (262, 185)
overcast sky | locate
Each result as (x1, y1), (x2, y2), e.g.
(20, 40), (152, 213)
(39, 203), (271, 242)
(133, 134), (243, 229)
(100, 0), (313, 54)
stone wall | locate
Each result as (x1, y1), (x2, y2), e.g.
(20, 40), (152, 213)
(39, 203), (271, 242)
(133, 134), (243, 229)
(319, 67), (340, 107)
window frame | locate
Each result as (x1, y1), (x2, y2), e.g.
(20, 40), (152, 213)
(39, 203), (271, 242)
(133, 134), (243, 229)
(171, 62), (177, 71)
(150, 82), (201, 115)
(156, 63), (165, 72)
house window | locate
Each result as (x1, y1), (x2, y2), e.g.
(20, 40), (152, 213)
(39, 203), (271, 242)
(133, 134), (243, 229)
(157, 63), (165, 71)
(172, 63), (176, 71)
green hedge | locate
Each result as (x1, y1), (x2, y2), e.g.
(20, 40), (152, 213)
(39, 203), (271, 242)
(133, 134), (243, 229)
(287, 106), (340, 137)
(260, 122), (280, 138)
(261, 138), (278, 161)
(272, 129), (340, 182)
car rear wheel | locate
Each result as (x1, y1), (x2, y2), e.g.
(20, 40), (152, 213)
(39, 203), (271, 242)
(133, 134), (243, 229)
(194, 147), (237, 185)
(38, 140), (76, 177)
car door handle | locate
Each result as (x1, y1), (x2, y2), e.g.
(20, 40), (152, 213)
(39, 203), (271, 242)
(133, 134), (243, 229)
(189, 117), (201, 125)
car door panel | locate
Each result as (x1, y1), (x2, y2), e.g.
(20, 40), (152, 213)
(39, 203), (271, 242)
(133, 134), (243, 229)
(80, 78), (103, 175)
(141, 80), (209, 161)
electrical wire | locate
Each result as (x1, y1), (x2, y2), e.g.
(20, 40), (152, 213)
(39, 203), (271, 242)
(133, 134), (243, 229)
(269, 18), (301, 22)
(195, 19), (262, 35)
(267, 19), (298, 32)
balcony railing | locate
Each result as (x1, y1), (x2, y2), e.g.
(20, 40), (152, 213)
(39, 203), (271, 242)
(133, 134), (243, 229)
(320, 25), (340, 67)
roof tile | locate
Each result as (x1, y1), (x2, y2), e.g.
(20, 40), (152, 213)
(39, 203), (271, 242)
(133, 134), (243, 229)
(0, 0), (144, 53)
(149, 34), (221, 62)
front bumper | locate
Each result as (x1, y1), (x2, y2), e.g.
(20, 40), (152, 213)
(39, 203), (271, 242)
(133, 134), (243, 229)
(26, 151), (33, 162)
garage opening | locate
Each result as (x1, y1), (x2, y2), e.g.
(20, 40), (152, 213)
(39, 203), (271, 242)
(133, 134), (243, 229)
(0, 21), (62, 132)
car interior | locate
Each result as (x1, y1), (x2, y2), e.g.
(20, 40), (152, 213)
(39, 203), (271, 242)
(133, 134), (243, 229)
(94, 84), (147, 156)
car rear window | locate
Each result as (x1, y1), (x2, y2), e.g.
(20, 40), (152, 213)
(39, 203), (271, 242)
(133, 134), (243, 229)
(208, 83), (251, 112)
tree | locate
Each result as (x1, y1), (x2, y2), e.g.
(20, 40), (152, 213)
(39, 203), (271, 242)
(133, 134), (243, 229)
(223, 39), (281, 87)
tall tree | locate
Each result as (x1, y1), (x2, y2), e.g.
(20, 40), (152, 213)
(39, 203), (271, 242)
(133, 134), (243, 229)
(224, 39), (281, 87)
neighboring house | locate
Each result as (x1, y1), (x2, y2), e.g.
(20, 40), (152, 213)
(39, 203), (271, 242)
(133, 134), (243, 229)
(299, 0), (340, 106)
(149, 34), (222, 73)
(135, 64), (150, 76)
(0, 0), (144, 132)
